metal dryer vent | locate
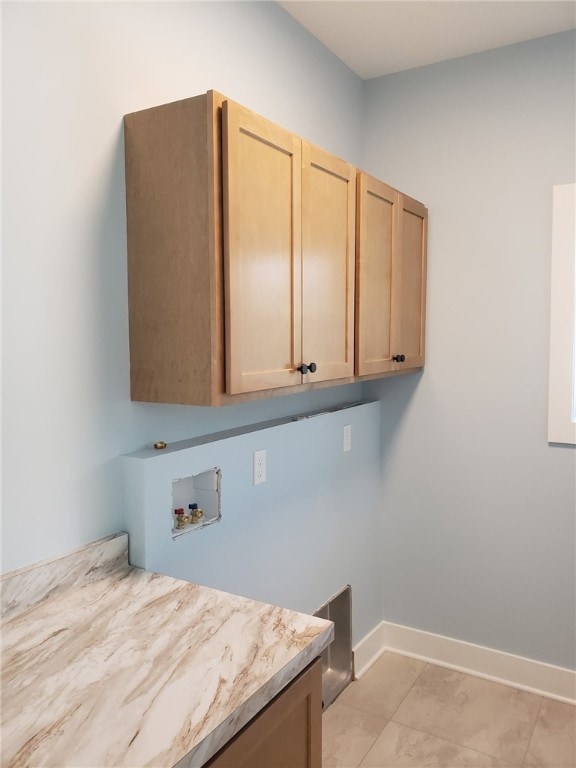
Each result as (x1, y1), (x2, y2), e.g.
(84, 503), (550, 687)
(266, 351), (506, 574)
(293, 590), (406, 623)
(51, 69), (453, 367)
(314, 585), (353, 709)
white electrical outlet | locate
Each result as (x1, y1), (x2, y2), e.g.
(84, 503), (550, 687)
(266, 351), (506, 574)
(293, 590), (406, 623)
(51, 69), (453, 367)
(343, 424), (352, 452)
(253, 449), (267, 485)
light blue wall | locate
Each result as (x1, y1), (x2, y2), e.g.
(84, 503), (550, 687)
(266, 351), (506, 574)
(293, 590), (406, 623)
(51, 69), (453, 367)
(2, 2), (363, 572)
(3, 1), (574, 672)
(122, 403), (382, 645)
(363, 32), (576, 669)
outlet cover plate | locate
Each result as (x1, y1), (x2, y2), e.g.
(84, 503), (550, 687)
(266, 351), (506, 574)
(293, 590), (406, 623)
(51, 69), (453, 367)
(343, 424), (352, 452)
(253, 449), (266, 484)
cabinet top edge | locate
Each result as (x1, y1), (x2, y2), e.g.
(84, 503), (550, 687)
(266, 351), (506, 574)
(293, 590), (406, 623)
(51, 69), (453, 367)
(356, 169), (427, 210)
(123, 90), (228, 120)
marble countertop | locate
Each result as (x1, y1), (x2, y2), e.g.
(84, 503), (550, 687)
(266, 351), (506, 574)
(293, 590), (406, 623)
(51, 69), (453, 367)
(1, 533), (333, 767)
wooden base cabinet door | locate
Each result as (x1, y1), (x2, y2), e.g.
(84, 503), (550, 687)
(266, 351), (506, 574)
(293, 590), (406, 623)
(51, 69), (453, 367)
(223, 100), (303, 395)
(356, 173), (427, 377)
(301, 143), (356, 384)
(206, 659), (322, 768)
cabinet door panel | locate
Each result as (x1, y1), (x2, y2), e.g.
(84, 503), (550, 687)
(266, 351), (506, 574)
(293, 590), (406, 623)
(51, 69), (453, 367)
(394, 195), (427, 368)
(356, 174), (397, 376)
(206, 659), (322, 768)
(302, 144), (355, 382)
(223, 101), (302, 394)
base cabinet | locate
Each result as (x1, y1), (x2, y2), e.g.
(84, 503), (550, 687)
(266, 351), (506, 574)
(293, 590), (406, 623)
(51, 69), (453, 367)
(204, 659), (322, 768)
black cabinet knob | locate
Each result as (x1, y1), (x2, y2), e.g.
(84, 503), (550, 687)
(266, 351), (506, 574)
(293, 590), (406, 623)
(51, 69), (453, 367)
(298, 362), (318, 374)
(392, 354), (406, 363)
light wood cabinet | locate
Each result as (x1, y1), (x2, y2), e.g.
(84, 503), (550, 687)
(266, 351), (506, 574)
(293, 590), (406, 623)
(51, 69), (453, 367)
(124, 92), (225, 406)
(223, 99), (303, 395)
(355, 172), (427, 377)
(302, 143), (356, 384)
(125, 92), (355, 404)
(205, 658), (322, 768)
(124, 92), (426, 405)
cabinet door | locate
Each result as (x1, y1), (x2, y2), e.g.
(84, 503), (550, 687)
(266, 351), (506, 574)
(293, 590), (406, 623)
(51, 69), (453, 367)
(355, 173), (398, 376)
(206, 659), (322, 768)
(223, 100), (303, 394)
(392, 193), (427, 369)
(356, 174), (427, 376)
(302, 143), (356, 383)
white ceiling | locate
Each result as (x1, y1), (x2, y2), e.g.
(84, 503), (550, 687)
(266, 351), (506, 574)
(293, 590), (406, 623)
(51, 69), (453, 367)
(277, 1), (576, 79)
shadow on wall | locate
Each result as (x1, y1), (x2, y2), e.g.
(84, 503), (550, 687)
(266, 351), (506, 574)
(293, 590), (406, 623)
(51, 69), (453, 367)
(94, 124), (131, 426)
(363, 371), (424, 466)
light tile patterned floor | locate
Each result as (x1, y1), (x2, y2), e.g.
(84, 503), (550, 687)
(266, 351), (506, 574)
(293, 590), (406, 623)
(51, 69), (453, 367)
(322, 652), (576, 768)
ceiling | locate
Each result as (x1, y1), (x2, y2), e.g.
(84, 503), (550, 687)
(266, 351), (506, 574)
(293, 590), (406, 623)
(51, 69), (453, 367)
(277, 1), (576, 79)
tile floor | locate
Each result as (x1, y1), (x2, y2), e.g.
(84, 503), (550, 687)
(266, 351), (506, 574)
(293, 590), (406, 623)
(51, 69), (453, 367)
(322, 652), (576, 768)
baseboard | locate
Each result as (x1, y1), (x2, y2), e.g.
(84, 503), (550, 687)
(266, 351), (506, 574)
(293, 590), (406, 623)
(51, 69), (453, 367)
(353, 622), (389, 678)
(353, 620), (576, 705)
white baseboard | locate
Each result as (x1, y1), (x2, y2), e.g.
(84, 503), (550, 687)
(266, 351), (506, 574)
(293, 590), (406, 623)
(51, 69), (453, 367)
(353, 620), (576, 705)
(353, 621), (389, 678)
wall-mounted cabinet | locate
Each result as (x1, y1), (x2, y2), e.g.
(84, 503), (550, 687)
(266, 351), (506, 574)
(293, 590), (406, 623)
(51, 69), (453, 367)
(355, 173), (427, 377)
(223, 101), (355, 395)
(124, 91), (425, 406)
(124, 92), (225, 405)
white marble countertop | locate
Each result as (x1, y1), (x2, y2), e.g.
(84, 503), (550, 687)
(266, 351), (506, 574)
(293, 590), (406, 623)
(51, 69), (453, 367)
(1, 533), (333, 767)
